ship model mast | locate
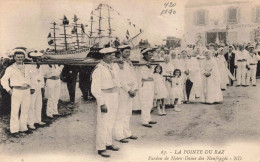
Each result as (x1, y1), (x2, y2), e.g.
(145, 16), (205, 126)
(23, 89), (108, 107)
(107, 5), (114, 38)
(71, 15), (86, 49)
(58, 15), (75, 51)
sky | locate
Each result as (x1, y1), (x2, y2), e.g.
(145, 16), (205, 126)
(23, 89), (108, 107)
(0, 0), (186, 56)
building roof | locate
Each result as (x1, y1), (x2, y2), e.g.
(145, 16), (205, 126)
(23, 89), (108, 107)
(185, 0), (252, 8)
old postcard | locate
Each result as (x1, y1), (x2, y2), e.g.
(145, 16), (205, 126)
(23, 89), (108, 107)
(0, 0), (260, 161)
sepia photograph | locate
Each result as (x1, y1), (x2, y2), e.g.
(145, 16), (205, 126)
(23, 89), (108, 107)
(0, 0), (260, 161)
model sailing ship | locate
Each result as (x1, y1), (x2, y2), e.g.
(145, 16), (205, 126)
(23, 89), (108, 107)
(43, 3), (144, 61)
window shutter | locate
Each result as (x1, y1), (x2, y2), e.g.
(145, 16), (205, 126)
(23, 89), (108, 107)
(193, 11), (197, 26)
(250, 30), (255, 43)
(224, 8), (227, 24)
(205, 10), (209, 25)
(237, 7), (240, 23)
(252, 7), (256, 23)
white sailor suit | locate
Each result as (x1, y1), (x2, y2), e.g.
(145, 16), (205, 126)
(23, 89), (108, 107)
(113, 59), (138, 141)
(246, 53), (260, 85)
(44, 64), (63, 117)
(91, 61), (120, 150)
(139, 58), (154, 124)
(27, 65), (44, 127)
(1, 63), (31, 133)
(235, 50), (247, 86)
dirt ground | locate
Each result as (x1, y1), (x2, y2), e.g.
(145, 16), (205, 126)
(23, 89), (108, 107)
(0, 81), (260, 162)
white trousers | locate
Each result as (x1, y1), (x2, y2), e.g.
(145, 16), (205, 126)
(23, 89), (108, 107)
(139, 81), (154, 124)
(96, 92), (118, 150)
(236, 62), (246, 86)
(10, 89), (30, 133)
(46, 79), (61, 117)
(28, 87), (42, 126)
(114, 88), (133, 140)
(246, 65), (257, 85)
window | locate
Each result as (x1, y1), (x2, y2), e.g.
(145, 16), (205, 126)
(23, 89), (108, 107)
(256, 6), (260, 23)
(227, 7), (238, 23)
(197, 10), (206, 25)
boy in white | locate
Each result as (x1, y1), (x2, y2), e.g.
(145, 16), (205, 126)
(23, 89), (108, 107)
(43, 64), (63, 118)
(27, 51), (46, 129)
(113, 45), (138, 143)
(1, 48), (33, 137)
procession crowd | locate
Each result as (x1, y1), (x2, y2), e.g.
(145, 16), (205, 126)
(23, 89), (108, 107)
(0, 41), (260, 158)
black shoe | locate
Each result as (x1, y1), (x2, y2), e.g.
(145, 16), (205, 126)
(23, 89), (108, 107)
(119, 139), (129, 143)
(106, 145), (119, 151)
(10, 132), (20, 138)
(149, 121), (157, 124)
(236, 85), (240, 87)
(142, 124), (152, 128)
(20, 130), (33, 135)
(98, 150), (110, 158)
(127, 135), (138, 140)
(253, 85), (256, 86)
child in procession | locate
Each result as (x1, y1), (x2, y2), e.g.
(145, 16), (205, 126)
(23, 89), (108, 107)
(153, 65), (168, 115)
(170, 69), (182, 112)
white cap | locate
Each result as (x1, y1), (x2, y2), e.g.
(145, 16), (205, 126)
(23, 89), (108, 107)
(99, 47), (117, 54)
(12, 48), (26, 55)
(29, 51), (43, 57)
(118, 45), (131, 49)
(141, 48), (152, 54)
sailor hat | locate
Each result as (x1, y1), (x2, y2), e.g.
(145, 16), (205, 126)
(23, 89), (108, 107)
(208, 43), (215, 47)
(29, 50), (43, 57)
(248, 45), (255, 49)
(12, 48), (26, 56)
(118, 44), (131, 50)
(99, 47), (117, 54)
(141, 48), (153, 54)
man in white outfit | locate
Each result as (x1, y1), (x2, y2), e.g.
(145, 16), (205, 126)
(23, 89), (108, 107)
(113, 45), (138, 143)
(235, 45), (247, 87)
(44, 64), (63, 118)
(246, 45), (260, 86)
(91, 47), (120, 158)
(1, 48), (33, 137)
(27, 51), (46, 129)
(139, 48), (157, 128)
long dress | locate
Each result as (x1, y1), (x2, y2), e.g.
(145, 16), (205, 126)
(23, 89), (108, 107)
(187, 57), (202, 101)
(216, 55), (229, 90)
(153, 73), (168, 99)
(161, 62), (174, 104)
(200, 58), (223, 103)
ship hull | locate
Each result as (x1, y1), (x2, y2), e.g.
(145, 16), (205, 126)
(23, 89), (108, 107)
(44, 49), (89, 60)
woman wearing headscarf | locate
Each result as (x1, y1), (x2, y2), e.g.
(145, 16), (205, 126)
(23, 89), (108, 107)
(200, 50), (223, 104)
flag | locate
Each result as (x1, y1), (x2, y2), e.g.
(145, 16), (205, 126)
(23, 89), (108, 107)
(71, 26), (77, 34)
(73, 15), (78, 22)
(63, 15), (69, 25)
(126, 30), (130, 40)
(81, 24), (85, 34)
(140, 29), (143, 33)
(47, 33), (54, 45)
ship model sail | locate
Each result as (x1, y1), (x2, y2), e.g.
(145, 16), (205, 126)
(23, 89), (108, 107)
(42, 3), (144, 62)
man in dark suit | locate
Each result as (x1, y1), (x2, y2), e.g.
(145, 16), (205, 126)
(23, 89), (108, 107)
(61, 65), (79, 104)
(224, 45), (236, 86)
(79, 66), (95, 101)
